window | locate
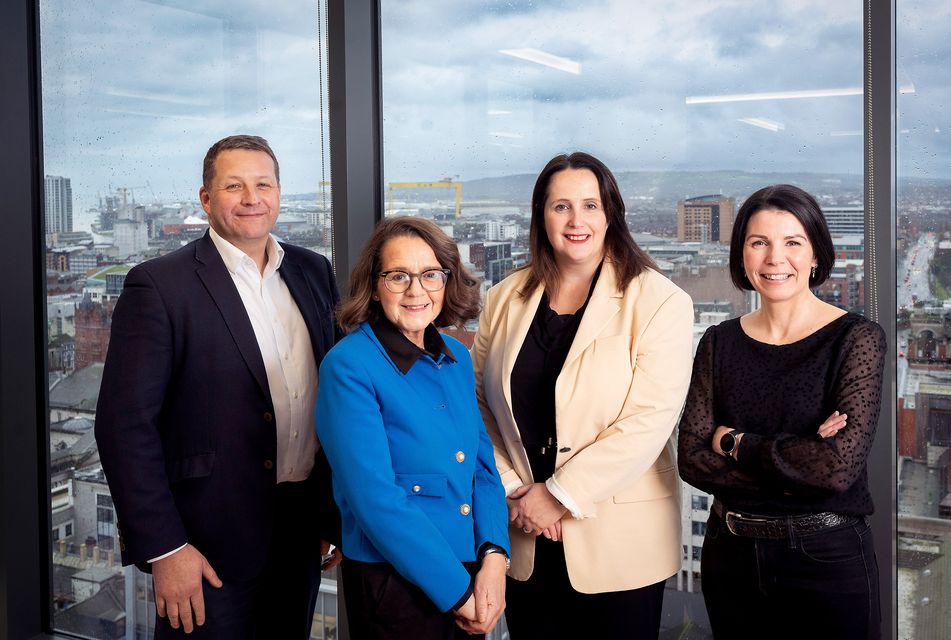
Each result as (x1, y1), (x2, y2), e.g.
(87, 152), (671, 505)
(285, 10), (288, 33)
(381, 1), (861, 635)
(692, 521), (707, 537)
(897, 0), (951, 636)
(96, 493), (116, 551)
(692, 495), (709, 511)
(40, 1), (333, 636)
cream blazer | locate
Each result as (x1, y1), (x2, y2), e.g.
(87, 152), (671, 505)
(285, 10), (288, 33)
(471, 262), (694, 593)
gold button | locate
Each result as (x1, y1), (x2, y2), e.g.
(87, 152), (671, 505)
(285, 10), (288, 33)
(412, 485), (421, 493)
(263, 460), (274, 470)
(455, 451), (465, 463)
(460, 503), (471, 516)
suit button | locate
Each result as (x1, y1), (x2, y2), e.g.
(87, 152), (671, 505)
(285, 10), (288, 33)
(263, 460), (274, 470)
(263, 412), (274, 422)
(460, 503), (471, 516)
(455, 451), (465, 463)
(412, 485), (421, 493)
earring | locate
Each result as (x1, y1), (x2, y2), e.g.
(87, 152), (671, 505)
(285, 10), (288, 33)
(811, 265), (817, 279)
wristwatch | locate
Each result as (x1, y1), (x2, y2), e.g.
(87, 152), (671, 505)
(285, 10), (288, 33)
(719, 430), (739, 457)
(480, 544), (511, 571)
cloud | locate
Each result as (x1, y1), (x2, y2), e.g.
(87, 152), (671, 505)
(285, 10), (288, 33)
(38, 0), (951, 216)
(380, 0), (877, 181)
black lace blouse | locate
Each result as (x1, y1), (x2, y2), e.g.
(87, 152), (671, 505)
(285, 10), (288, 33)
(677, 313), (886, 517)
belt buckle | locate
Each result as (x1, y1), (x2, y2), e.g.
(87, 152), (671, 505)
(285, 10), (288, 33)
(725, 510), (741, 535)
(725, 510), (771, 536)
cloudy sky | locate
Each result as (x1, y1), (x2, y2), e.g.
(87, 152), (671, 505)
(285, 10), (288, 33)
(39, 0), (950, 214)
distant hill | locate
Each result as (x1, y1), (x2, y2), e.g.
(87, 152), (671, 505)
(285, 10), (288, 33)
(462, 171), (869, 205)
(288, 172), (951, 207)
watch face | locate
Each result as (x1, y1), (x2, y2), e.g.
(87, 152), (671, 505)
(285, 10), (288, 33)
(719, 431), (736, 454)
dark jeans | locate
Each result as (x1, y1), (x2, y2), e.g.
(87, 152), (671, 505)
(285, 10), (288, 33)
(154, 480), (324, 639)
(701, 510), (881, 640)
(342, 558), (479, 640)
(505, 536), (667, 639)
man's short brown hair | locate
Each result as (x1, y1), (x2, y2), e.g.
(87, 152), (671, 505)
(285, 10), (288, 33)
(202, 135), (280, 189)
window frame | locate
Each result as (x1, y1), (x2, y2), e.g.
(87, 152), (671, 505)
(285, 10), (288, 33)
(0, 0), (899, 638)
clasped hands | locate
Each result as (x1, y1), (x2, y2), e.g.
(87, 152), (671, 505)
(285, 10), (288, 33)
(454, 552), (508, 635)
(508, 482), (568, 542)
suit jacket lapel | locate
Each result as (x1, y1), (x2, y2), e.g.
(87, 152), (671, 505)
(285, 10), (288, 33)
(194, 233), (271, 399)
(278, 254), (328, 367)
(562, 262), (623, 370)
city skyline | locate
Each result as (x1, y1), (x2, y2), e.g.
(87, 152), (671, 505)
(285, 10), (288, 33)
(39, 1), (951, 218)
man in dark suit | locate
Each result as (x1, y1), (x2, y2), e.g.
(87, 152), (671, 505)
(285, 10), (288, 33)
(95, 135), (341, 638)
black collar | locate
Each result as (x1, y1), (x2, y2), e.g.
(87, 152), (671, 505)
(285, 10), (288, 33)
(370, 316), (456, 374)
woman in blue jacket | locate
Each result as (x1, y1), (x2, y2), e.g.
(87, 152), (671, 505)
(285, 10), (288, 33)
(316, 217), (510, 639)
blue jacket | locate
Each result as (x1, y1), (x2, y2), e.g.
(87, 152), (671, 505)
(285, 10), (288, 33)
(315, 322), (509, 612)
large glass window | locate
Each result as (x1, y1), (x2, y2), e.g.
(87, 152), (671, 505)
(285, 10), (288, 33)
(897, 1), (951, 637)
(381, 1), (862, 635)
(40, 1), (335, 637)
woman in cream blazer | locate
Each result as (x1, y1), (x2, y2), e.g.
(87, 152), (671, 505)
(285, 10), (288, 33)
(472, 152), (693, 639)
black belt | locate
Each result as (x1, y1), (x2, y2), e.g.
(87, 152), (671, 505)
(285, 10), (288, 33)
(712, 499), (857, 539)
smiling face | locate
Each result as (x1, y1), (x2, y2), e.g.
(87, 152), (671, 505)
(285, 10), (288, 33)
(742, 208), (818, 304)
(199, 149), (280, 256)
(543, 168), (608, 271)
(374, 235), (445, 348)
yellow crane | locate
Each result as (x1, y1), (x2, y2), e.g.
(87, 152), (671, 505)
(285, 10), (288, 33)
(387, 179), (463, 218)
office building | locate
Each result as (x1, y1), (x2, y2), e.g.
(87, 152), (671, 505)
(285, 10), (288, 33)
(45, 175), (73, 236)
(677, 195), (735, 243)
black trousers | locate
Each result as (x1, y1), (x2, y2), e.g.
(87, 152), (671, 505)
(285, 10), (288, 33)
(505, 536), (667, 639)
(701, 510), (881, 640)
(341, 558), (480, 640)
(154, 480), (324, 639)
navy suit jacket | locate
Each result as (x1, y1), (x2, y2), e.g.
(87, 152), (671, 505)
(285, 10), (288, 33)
(95, 231), (340, 580)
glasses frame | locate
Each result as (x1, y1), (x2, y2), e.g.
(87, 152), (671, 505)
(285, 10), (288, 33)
(377, 268), (451, 293)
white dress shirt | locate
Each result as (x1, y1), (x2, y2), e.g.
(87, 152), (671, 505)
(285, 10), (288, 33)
(209, 227), (319, 483)
(150, 229), (321, 563)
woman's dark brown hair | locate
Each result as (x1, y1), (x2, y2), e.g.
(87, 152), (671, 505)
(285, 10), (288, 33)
(337, 216), (481, 333)
(728, 184), (835, 290)
(522, 151), (656, 297)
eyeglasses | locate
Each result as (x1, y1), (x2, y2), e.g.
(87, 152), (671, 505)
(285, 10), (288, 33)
(377, 269), (451, 293)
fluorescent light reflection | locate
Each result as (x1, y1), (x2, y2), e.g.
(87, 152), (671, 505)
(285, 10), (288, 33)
(738, 117), (784, 132)
(103, 87), (209, 107)
(687, 84), (915, 105)
(499, 48), (581, 75)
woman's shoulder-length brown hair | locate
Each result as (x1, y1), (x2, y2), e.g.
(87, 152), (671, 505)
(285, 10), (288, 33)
(728, 183), (835, 291)
(336, 216), (482, 333)
(521, 151), (657, 297)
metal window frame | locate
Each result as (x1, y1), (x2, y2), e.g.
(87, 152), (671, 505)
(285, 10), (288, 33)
(866, 1), (897, 637)
(328, 0), (383, 293)
(0, 0), (903, 637)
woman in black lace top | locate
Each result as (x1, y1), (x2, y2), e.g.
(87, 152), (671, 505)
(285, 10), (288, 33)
(678, 184), (885, 640)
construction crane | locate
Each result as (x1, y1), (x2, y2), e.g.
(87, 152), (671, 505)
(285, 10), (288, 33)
(387, 178), (463, 219)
